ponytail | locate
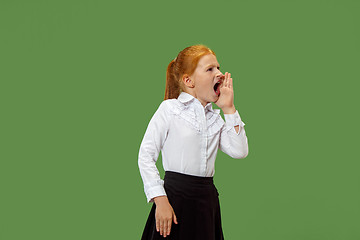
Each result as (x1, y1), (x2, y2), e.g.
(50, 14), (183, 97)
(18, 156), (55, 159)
(164, 59), (182, 100)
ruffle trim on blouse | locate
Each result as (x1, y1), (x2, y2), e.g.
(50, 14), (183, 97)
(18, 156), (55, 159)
(206, 110), (225, 136)
(167, 100), (201, 134)
(165, 99), (224, 135)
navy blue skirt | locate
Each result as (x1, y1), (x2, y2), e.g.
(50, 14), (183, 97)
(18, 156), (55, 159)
(141, 171), (224, 240)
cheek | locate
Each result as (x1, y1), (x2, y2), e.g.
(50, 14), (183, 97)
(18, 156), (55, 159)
(196, 78), (212, 94)
(200, 83), (211, 93)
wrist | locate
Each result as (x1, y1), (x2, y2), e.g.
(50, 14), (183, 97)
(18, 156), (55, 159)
(153, 195), (169, 205)
(222, 105), (236, 114)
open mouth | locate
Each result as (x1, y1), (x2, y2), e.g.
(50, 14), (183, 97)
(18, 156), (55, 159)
(213, 81), (221, 96)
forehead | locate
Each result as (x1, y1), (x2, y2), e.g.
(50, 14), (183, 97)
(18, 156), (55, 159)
(197, 54), (219, 68)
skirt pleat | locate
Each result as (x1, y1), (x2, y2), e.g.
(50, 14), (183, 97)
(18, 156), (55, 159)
(141, 171), (224, 240)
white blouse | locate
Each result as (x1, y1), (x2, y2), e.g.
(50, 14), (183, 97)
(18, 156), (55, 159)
(138, 92), (249, 203)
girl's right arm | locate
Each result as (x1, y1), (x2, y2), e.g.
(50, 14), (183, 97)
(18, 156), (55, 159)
(138, 101), (170, 203)
(138, 100), (178, 237)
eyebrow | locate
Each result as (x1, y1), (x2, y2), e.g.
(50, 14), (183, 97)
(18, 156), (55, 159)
(205, 64), (220, 69)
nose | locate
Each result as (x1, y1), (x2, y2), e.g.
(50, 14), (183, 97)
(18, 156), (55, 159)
(216, 71), (224, 81)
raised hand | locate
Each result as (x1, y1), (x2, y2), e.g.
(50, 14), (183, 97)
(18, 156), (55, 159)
(214, 72), (236, 114)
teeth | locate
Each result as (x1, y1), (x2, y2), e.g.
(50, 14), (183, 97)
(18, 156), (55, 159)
(214, 82), (220, 92)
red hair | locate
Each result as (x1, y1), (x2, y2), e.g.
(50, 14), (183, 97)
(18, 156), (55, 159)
(164, 44), (216, 100)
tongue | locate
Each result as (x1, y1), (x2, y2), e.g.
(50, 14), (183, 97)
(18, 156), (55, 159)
(216, 87), (220, 96)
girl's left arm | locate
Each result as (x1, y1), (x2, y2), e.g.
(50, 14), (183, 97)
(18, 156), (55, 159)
(219, 110), (249, 159)
(215, 72), (249, 159)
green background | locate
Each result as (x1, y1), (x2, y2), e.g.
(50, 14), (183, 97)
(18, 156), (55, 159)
(1, 0), (359, 239)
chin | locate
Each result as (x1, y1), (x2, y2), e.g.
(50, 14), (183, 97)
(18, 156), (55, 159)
(213, 93), (219, 101)
(210, 96), (218, 103)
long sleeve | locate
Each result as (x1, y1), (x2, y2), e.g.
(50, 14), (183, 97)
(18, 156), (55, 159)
(219, 110), (249, 159)
(138, 101), (170, 203)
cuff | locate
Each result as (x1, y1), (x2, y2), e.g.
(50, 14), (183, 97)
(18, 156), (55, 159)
(224, 110), (246, 134)
(145, 181), (167, 203)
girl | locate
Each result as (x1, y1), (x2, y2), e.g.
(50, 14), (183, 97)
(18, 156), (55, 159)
(138, 44), (249, 239)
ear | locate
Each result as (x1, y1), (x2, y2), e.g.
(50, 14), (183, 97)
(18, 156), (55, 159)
(182, 74), (195, 88)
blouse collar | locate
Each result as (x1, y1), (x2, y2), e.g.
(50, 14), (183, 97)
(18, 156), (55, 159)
(177, 92), (215, 113)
